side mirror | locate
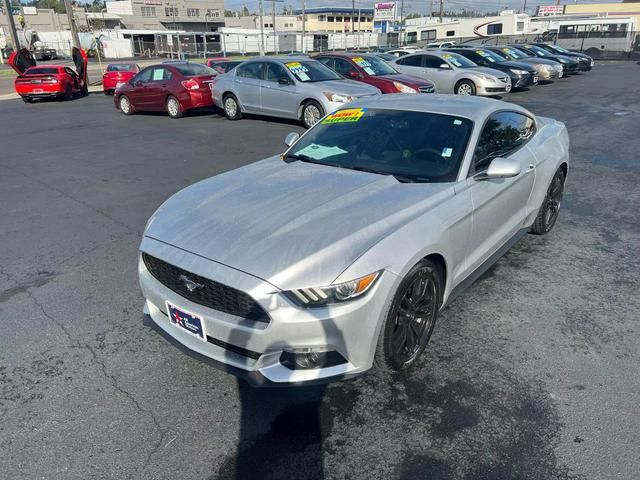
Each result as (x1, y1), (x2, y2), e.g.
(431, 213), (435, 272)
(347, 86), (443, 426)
(475, 157), (521, 180)
(348, 70), (360, 79)
(284, 132), (300, 147)
(439, 63), (451, 69)
(278, 77), (292, 85)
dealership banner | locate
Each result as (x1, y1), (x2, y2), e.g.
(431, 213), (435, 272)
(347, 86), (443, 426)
(374, 2), (396, 22)
(536, 5), (565, 16)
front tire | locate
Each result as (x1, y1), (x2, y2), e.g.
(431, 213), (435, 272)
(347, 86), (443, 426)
(166, 95), (183, 119)
(455, 79), (476, 96)
(374, 259), (442, 374)
(119, 95), (133, 115)
(530, 168), (565, 235)
(223, 94), (242, 120)
(301, 100), (324, 129)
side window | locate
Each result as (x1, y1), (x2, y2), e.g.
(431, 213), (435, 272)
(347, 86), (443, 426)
(316, 57), (334, 70)
(471, 112), (536, 175)
(397, 55), (423, 67)
(150, 67), (172, 81)
(423, 55), (444, 68)
(333, 58), (357, 76)
(236, 62), (264, 79)
(133, 68), (153, 84)
(265, 62), (291, 83)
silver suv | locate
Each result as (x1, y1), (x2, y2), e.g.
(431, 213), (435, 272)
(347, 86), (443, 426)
(392, 50), (511, 96)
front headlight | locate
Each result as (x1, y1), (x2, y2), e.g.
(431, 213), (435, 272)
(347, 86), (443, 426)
(323, 92), (353, 103)
(510, 69), (528, 75)
(393, 81), (418, 93)
(284, 271), (381, 307)
(477, 74), (491, 81)
(558, 58), (568, 64)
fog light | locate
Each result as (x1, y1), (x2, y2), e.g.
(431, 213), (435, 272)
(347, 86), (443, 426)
(280, 348), (347, 370)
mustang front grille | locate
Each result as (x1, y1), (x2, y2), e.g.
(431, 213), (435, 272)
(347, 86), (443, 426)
(142, 253), (270, 323)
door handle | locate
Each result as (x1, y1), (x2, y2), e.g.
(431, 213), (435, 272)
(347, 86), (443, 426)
(525, 164), (535, 173)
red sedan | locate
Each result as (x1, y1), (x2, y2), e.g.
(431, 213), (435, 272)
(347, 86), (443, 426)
(314, 53), (435, 94)
(114, 62), (216, 118)
(8, 47), (88, 103)
(103, 62), (140, 95)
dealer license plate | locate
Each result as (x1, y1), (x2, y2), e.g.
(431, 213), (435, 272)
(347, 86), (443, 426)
(166, 302), (206, 341)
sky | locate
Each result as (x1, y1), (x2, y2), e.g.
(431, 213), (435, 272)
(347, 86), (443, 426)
(224, 0), (625, 17)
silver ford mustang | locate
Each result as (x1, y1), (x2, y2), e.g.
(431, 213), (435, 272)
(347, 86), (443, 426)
(139, 95), (569, 386)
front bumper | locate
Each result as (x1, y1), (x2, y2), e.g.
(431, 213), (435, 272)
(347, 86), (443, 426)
(512, 73), (538, 88)
(139, 237), (398, 386)
(476, 78), (512, 96)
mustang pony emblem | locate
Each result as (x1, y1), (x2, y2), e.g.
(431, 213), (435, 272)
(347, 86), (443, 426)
(179, 274), (203, 292)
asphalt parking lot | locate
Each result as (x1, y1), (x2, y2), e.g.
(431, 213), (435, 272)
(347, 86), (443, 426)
(1, 61), (639, 480)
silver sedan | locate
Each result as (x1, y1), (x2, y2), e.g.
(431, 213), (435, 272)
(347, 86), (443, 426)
(211, 56), (381, 128)
(139, 94), (569, 386)
(392, 50), (511, 96)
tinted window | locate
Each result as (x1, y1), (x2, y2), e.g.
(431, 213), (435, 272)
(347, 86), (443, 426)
(133, 68), (153, 83)
(471, 111), (536, 175)
(265, 62), (291, 82)
(285, 109), (473, 183)
(236, 62), (264, 79)
(173, 63), (214, 76)
(333, 58), (357, 76)
(316, 57), (334, 69)
(27, 67), (59, 75)
(423, 55), (444, 68)
(397, 55), (423, 67)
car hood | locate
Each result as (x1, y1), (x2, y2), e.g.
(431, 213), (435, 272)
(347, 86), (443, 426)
(497, 60), (536, 72)
(375, 73), (434, 87)
(313, 79), (381, 96)
(143, 157), (453, 290)
(517, 57), (562, 67)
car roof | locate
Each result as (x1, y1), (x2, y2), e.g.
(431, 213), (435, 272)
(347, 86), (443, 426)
(349, 94), (533, 123)
(315, 52), (376, 59)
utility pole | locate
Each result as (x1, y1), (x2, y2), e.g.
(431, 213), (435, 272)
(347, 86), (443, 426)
(301, 0), (306, 53)
(439, 0), (444, 23)
(2, 0), (20, 51)
(351, 0), (355, 33)
(63, 0), (81, 49)
(272, 0), (276, 53)
(258, 0), (265, 55)
(429, 0), (433, 17)
(523, 0), (527, 14)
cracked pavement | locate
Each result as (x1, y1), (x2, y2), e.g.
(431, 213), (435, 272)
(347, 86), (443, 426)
(1, 61), (639, 479)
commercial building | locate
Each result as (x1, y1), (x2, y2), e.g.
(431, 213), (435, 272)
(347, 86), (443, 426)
(293, 7), (374, 33)
(224, 15), (300, 32)
(564, 2), (640, 26)
(104, 0), (224, 31)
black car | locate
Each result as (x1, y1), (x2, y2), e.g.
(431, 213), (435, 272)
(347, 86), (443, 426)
(532, 43), (593, 71)
(445, 47), (538, 89)
(508, 44), (581, 75)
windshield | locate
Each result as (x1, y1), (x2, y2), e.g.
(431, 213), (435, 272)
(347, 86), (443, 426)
(174, 63), (215, 76)
(440, 52), (477, 68)
(107, 63), (137, 72)
(375, 53), (396, 61)
(548, 44), (569, 53)
(525, 45), (551, 57)
(285, 108), (472, 183)
(285, 60), (341, 82)
(353, 55), (397, 76)
(502, 47), (527, 59)
(26, 67), (58, 75)
(473, 49), (506, 63)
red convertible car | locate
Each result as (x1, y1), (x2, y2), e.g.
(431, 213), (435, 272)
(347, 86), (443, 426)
(314, 53), (435, 94)
(103, 62), (140, 95)
(114, 62), (216, 118)
(8, 47), (89, 103)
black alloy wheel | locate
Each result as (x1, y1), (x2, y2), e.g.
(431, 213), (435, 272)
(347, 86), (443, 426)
(530, 168), (565, 235)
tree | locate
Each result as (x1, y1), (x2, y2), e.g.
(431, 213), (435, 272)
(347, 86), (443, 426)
(242, 6), (249, 16)
(87, 0), (106, 12)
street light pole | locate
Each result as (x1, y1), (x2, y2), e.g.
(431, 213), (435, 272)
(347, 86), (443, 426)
(63, 0), (81, 49)
(1, 0), (20, 52)
(301, 0), (306, 53)
(258, 0), (265, 55)
(272, 0), (276, 53)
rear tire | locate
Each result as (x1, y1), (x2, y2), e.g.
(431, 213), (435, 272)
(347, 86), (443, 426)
(223, 94), (242, 120)
(63, 85), (73, 101)
(81, 84), (89, 97)
(166, 96), (183, 119)
(301, 100), (324, 129)
(22, 96), (33, 103)
(530, 168), (565, 235)
(119, 95), (133, 115)
(374, 259), (443, 375)
(455, 79), (476, 96)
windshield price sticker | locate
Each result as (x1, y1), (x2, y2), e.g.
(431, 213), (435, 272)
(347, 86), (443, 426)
(286, 62), (310, 81)
(441, 54), (461, 67)
(476, 50), (495, 62)
(322, 108), (367, 125)
(353, 57), (372, 67)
